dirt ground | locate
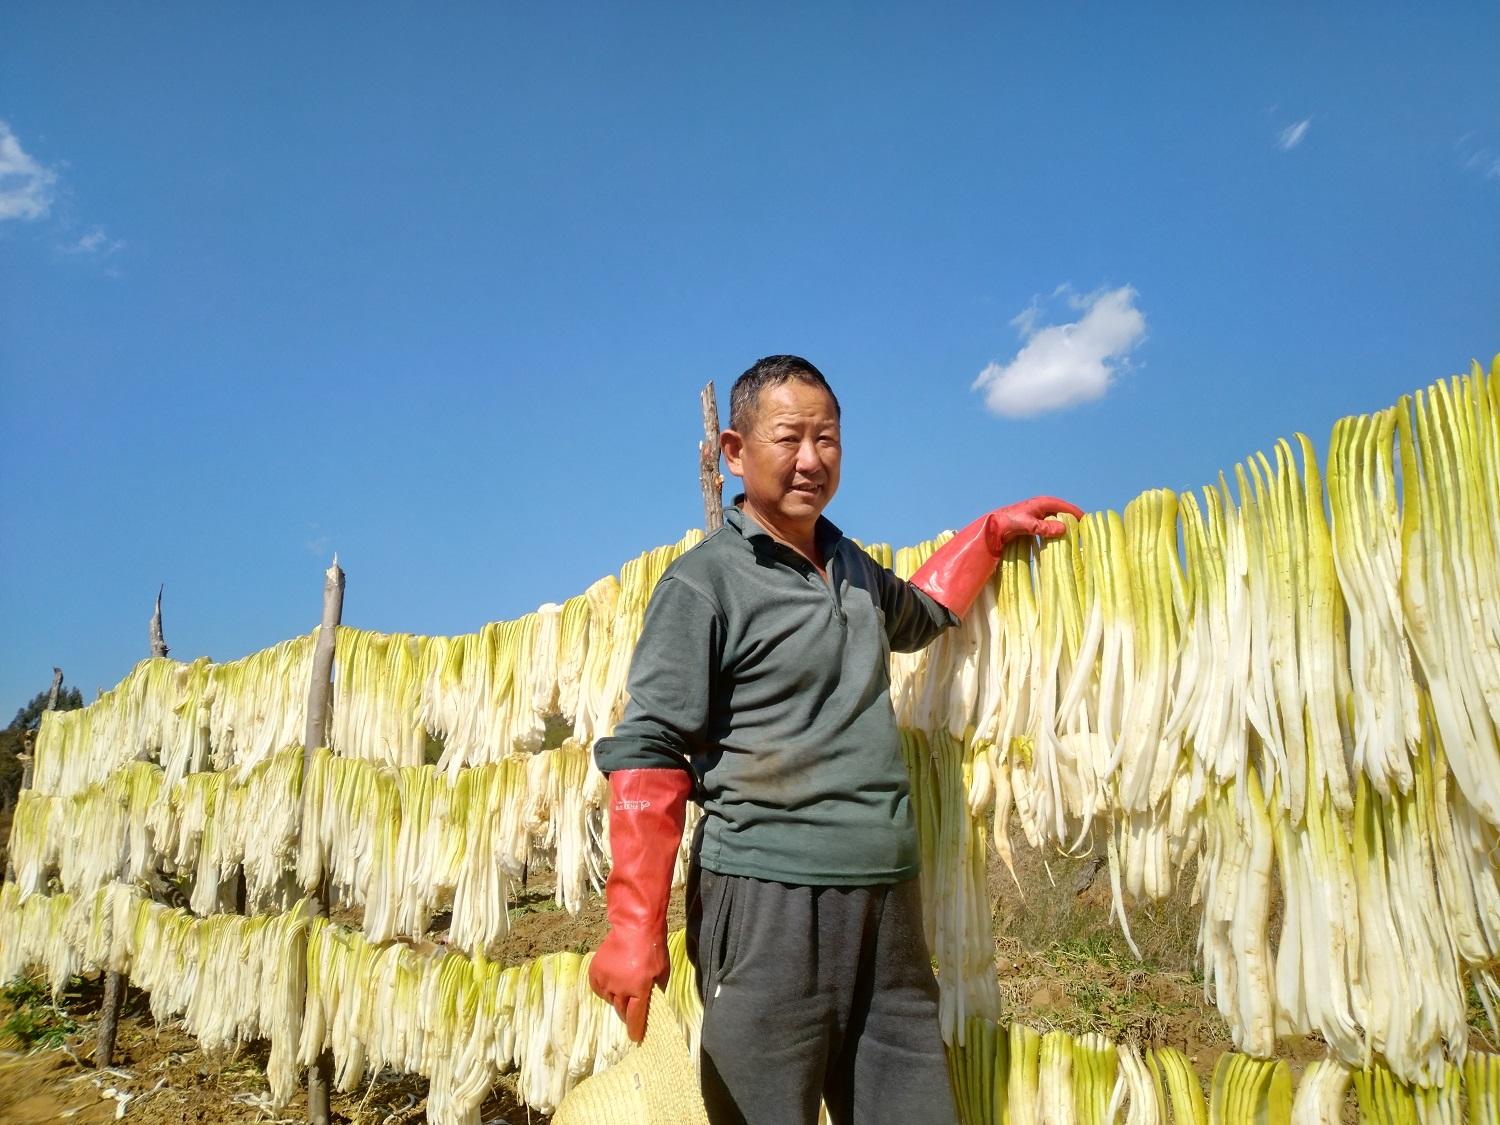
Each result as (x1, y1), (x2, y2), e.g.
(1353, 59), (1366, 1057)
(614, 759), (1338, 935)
(3, 834), (1493, 1122)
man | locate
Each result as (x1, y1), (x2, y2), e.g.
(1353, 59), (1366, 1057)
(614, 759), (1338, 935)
(590, 356), (1081, 1124)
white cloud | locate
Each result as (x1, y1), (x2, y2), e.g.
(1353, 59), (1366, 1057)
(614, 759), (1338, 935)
(972, 286), (1146, 418)
(0, 120), (58, 221)
(1277, 118), (1312, 152)
(60, 224), (125, 255)
(1008, 283), (1071, 339)
(1457, 134), (1500, 182)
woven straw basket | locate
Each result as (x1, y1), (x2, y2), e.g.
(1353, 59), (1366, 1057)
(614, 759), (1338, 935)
(552, 990), (709, 1124)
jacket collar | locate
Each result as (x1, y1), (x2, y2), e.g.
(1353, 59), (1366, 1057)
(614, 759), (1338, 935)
(726, 505), (844, 562)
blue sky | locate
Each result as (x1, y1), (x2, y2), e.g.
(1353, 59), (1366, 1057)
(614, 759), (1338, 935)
(2, 4), (1497, 713)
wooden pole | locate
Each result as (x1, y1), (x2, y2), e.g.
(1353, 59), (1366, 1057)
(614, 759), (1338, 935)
(95, 594), (173, 1067)
(700, 381), (724, 533)
(12, 734), (30, 807)
(16, 744), (34, 806)
(2, 741), (30, 883)
(24, 667), (64, 794)
(302, 557), (344, 1125)
(94, 914), (128, 1066)
(149, 585), (169, 659)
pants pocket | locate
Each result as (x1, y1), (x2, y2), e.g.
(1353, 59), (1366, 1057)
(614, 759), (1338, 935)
(701, 872), (747, 1008)
(691, 870), (729, 1004)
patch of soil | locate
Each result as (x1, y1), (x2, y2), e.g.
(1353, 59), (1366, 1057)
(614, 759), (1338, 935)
(987, 824), (1231, 1078)
(489, 885), (609, 968)
(492, 877), (685, 968)
(995, 943), (1231, 1067)
(0, 1048), (117, 1124)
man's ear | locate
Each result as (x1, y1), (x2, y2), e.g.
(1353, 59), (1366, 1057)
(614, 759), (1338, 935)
(720, 429), (745, 478)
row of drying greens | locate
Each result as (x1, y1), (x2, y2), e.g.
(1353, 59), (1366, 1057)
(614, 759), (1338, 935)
(16, 725), (988, 1048)
(7, 741), (705, 955)
(907, 709), (1497, 1087)
(326, 528), (706, 769)
(26, 530), (707, 799)
(0, 882), (699, 1120)
(899, 362), (1500, 1084)
(944, 1012), (1500, 1125)
(16, 359), (1499, 1083)
(9, 752), (302, 916)
(300, 913), (704, 1120)
(4, 881), (1495, 1125)
(0, 883), (308, 1107)
(29, 635), (313, 798)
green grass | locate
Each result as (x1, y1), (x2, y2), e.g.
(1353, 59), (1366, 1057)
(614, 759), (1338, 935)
(1, 975), (79, 1050)
(508, 888), (563, 924)
(1044, 931), (1125, 967)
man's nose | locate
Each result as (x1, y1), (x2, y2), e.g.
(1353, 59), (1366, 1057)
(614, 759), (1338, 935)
(796, 439), (823, 474)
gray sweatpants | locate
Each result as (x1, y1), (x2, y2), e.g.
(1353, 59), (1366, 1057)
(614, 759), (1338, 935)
(686, 865), (960, 1125)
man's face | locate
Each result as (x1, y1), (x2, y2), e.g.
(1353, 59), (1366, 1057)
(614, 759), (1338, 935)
(722, 381), (842, 536)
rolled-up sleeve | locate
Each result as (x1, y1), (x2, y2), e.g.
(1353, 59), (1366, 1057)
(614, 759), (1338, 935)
(593, 574), (722, 775)
(878, 569), (959, 653)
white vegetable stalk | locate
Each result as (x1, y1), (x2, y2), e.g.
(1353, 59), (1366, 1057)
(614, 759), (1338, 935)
(1150, 1047), (1206, 1125)
(1196, 767), (1277, 1058)
(1037, 1029), (1076, 1125)
(330, 627), (427, 767)
(1398, 376), (1500, 832)
(1114, 1044), (1162, 1125)
(1328, 408), (1421, 796)
(1462, 1053), (1500, 1125)
(1208, 1053), (1291, 1124)
(902, 728), (1001, 1043)
(207, 634), (314, 777)
(1290, 1059), (1351, 1125)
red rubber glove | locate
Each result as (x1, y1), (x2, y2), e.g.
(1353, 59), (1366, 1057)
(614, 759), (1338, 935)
(911, 496), (1084, 618)
(588, 767), (693, 1042)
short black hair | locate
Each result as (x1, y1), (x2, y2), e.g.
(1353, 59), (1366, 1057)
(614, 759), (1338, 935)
(728, 355), (841, 435)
